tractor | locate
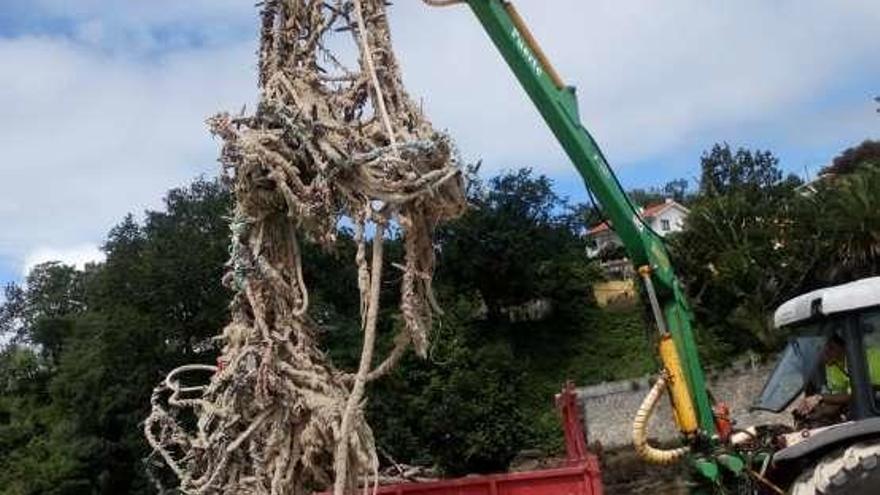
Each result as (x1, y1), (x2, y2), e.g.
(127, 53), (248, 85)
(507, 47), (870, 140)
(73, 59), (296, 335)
(421, 1), (880, 492)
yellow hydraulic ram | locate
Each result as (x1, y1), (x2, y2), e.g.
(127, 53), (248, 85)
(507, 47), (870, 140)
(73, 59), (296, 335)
(631, 334), (699, 463)
(658, 333), (698, 434)
(632, 266), (698, 463)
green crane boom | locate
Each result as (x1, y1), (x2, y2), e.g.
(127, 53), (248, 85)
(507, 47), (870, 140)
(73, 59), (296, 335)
(459, 0), (717, 438)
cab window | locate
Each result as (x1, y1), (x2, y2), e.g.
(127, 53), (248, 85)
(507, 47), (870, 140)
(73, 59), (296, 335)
(753, 327), (827, 412)
(860, 309), (880, 409)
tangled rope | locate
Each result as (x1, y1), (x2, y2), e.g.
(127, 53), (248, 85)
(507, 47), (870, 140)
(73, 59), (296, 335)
(144, 1), (466, 494)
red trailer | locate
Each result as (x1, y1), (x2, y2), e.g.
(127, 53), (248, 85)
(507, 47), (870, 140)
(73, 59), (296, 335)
(374, 383), (603, 495)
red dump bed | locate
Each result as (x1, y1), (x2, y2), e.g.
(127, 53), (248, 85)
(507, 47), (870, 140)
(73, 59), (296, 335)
(374, 460), (602, 495)
(375, 383), (604, 495)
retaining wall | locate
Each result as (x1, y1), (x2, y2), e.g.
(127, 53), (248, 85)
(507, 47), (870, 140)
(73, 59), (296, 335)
(578, 359), (792, 447)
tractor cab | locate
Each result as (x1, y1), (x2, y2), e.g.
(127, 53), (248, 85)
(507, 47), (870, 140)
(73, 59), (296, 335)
(751, 278), (880, 492)
(755, 277), (880, 421)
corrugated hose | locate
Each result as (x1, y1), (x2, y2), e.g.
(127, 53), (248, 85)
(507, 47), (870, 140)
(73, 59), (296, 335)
(632, 374), (690, 464)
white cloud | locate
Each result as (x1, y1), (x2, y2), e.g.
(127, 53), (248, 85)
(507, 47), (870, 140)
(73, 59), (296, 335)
(26, 0), (256, 53)
(0, 35), (257, 280)
(22, 244), (106, 276)
(1, 0), (879, 281)
(31, 0), (252, 27)
(389, 0), (880, 173)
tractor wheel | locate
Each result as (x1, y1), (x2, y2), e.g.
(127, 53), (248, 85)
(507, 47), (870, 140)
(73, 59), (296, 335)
(789, 440), (880, 494)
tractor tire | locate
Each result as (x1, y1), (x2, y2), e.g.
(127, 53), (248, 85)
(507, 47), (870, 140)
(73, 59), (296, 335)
(789, 440), (880, 494)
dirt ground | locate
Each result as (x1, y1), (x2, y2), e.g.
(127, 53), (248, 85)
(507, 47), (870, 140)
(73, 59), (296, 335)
(509, 445), (688, 494)
(598, 447), (689, 495)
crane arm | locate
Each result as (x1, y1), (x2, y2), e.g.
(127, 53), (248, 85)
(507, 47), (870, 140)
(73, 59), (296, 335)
(443, 0), (718, 439)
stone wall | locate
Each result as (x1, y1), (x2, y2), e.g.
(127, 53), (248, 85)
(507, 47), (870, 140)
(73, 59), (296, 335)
(578, 359), (792, 447)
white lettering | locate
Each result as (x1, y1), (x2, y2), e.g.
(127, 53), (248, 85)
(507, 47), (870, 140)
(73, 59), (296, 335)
(510, 27), (543, 78)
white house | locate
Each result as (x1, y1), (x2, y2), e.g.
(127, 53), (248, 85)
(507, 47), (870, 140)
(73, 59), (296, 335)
(585, 199), (689, 259)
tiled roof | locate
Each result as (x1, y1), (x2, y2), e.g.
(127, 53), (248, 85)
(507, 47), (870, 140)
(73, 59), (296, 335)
(586, 200), (684, 236)
(587, 221), (611, 235)
(641, 202), (670, 218)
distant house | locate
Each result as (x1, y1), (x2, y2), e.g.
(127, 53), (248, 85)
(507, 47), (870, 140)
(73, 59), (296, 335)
(585, 199), (689, 306)
(585, 199), (689, 258)
(585, 198), (690, 280)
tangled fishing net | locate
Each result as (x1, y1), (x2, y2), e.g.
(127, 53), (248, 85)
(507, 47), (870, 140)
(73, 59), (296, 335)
(144, 1), (466, 494)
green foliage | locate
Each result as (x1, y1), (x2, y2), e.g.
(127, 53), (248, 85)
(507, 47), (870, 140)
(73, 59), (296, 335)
(627, 188), (666, 208)
(803, 162), (880, 283)
(365, 297), (652, 471)
(671, 145), (806, 353)
(622, 178), (691, 209)
(1, 263), (86, 363)
(418, 335), (526, 475)
(663, 179), (690, 204)
(368, 295), (529, 475)
(366, 169), (606, 472)
(820, 140), (880, 176)
(8, 144), (875, 492)
(698, 143), (796, 197)
(508, 306), (654, 452)
(438, 169), (595, 316)
(0, 178), (232, 494)
(672, 142), (880, 357)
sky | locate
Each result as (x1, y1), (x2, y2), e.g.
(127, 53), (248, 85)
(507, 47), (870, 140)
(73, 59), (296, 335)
(0, 0), (878, 286)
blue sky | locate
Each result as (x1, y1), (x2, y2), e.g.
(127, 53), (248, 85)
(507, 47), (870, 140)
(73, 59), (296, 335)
(1, 0), (878, 286)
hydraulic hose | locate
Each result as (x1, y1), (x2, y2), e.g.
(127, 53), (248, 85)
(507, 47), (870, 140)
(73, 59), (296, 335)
(632, 374), (690, 465)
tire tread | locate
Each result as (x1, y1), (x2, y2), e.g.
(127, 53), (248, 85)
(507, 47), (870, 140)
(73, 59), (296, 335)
(790, 440), (880, 494)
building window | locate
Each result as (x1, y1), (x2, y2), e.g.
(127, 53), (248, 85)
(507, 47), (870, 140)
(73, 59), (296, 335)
(661, 219), (670, 231)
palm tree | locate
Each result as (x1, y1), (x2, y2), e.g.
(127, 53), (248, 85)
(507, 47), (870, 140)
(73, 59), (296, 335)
(815, 163), (880, 282)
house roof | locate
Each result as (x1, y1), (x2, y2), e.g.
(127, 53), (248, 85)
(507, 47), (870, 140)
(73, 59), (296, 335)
(587, 221), (612, 235)
(586, 199), (688, 236)
(642, 201), (673, 218)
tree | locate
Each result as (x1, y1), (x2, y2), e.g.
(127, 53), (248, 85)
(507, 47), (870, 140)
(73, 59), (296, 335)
(365, 169), (609, 473)
(366, 297), (529, 476)
(820, 140), (880, 176)
(0, 169), (648, 489)
(567, 203), (603, 234)
(699, 143), (790, 197)
(671, 145), (805, 353)
(663, 178), (690, 204)
(802, 164), (880, 284)
(0, 262), (86, 361)
(627, 188), (666, 208)
(437, 169), (596, 319)
(0, 178), (235, 494)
